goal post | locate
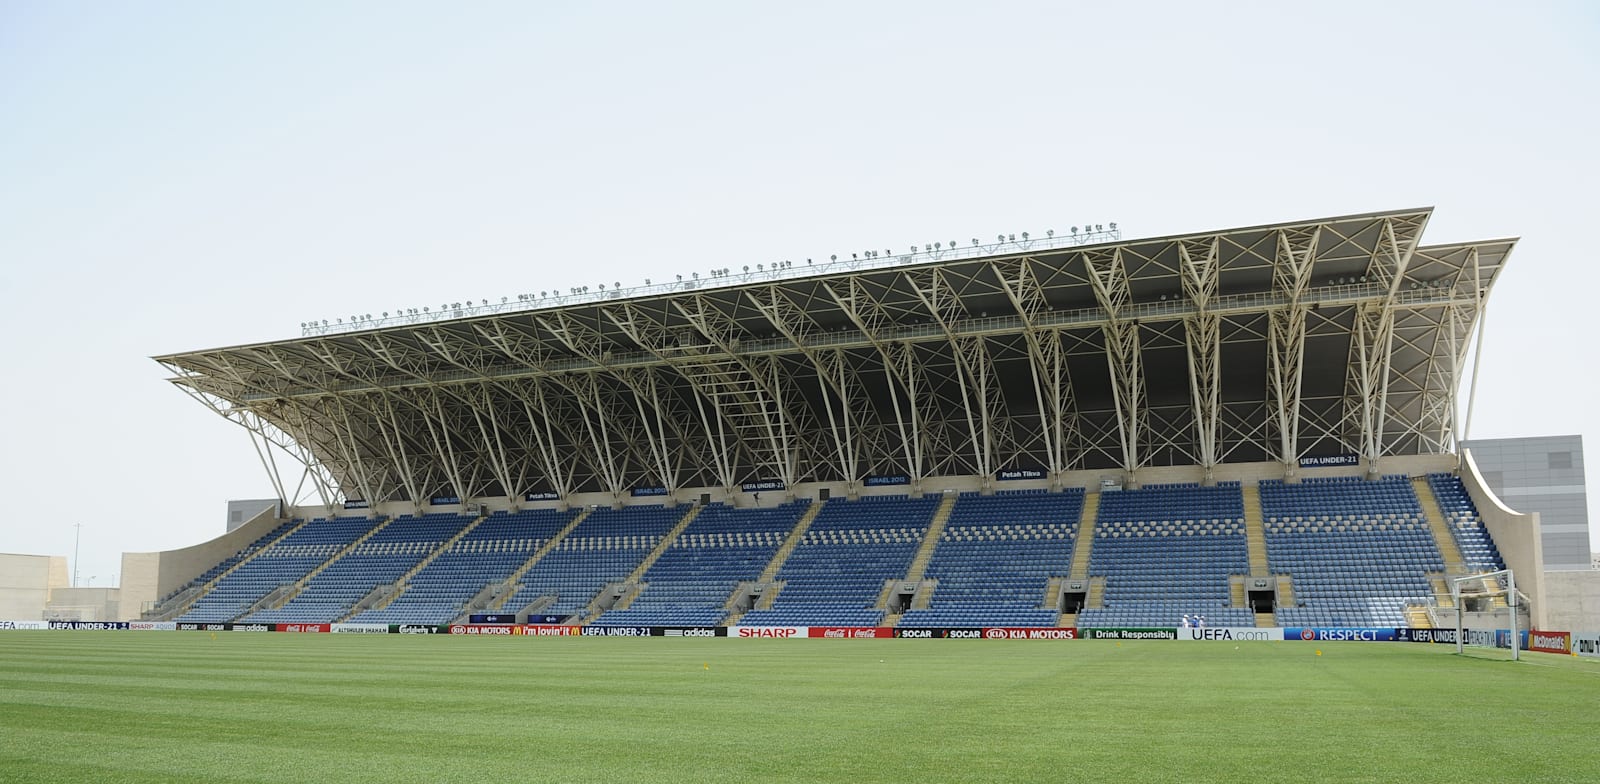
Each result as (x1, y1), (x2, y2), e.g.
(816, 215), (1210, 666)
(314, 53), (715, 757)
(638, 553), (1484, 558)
(1452, 568), (1517, 661)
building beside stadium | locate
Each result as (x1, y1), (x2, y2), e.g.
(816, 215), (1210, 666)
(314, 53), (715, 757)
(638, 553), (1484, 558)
(104, 208), (1599, 632)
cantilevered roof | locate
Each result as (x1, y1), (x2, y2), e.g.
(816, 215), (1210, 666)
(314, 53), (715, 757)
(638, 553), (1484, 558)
(157, 208), (1513, 505)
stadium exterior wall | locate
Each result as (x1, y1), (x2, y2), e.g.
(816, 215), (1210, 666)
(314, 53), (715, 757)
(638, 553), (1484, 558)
(1460, 448), (1548, 628)
(119, 504), (286, 621)
(1543, 571), (1600, 633)
(0, 554), (68, 620)
(45, 587), (120, 622)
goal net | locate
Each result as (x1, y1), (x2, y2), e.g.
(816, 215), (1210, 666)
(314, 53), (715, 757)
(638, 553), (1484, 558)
(1450, 569), (1522, 660)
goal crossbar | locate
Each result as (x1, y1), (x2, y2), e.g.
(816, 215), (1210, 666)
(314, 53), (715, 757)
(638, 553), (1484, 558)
(1452, 568), (1517, 661)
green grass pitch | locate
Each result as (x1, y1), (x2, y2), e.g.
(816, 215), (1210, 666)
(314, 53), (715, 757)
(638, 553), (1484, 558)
(2, 632), (1597, 783)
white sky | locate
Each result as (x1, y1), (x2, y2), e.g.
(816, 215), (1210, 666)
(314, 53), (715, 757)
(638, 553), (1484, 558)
(2, 2), (1597, 586)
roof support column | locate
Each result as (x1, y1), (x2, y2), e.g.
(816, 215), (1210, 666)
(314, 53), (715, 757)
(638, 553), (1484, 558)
(1085, 247), (1147, 479)
(1349, 215), (1418, 475)
(1268, 226), (1318, 474)
(993, 256), (1085, 484)
(1180, 238), (1222, 480)
(515, 378), (575, 500)
(905, 267), (1003, 489)
(749, 287), (863, 491)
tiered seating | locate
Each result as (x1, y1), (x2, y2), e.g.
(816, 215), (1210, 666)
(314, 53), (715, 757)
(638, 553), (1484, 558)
(1427, 473), (1506, 573)
(179, 516), (384, 623)
(739, 495), (937, 627)
(497, 504), (689, 620)
(1262, 476), (1443, 627)
(591, 501), (811, 627)
(156, 519), (298, 610)
(244, 513), (476, 624)
(348, 508), (580, 624)
(1076, 483), (1254, 628)
(900, 489), (1083, 628)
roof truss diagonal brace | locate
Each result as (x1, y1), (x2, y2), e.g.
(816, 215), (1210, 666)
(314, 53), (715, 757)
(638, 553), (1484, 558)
(355, 331), (506, 504)
(1351, 302), (1397, 468)
(1268, 226), (1319, 468)
(747, 287), (865, 486)
(822, 277), (934, 488)
(164, 376), (339, 508)
(537, 312), (691, 492)
(518, 378), (577, 499)
(473, 321), (593, 499)
(671, 296), (800, 486)
(560, 372), (627, 498)
(1084, 247), (1147, 475)
(603, 304), (740, 491)
(624, 367), (683, 493)
(903, 267), (1004, 483)
(1179, 238), (1222, 476)
(1348, 215), (1419, 471)
(992, 257), (1085, 481)
(369, 392), (423, 507)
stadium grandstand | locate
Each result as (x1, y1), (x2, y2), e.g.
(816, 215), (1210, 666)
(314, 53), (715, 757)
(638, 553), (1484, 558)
(124, 207), (1591, 631)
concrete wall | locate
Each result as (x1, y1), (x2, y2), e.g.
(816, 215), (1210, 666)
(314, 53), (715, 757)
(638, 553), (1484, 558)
(1543, 571), (1600, 632)
(227, 499), (280, 533)
(0, 554), (66, 620)
(1460, 449), (1548, 627)
(1460, 435), (1590, 570)
(118, 505), (287, 620)
(46, 587), (120, 622)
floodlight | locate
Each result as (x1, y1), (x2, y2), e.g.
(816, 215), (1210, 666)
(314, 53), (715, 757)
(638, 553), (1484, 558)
(1047, 230), (1054, 238)
(1109, 222), (1118, 230)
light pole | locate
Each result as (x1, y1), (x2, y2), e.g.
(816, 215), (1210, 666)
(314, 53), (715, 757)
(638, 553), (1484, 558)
(72, 523), (81, 588)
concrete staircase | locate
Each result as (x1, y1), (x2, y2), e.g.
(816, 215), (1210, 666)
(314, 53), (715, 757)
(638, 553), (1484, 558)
(1254, 611), (1276, 628)
(1429, 574), (1454, 608)
(247, 516), (394, 616)
(1085, 577), (1105, 610)
(623, 505), (704, 583)
(1274, 574), (1296, 609)
(756, 500), (825, 583)
(721, 501), (826, 626)
(339, 513), (489, 620)
(157, 518), (307, 620)
(1242, 484), (1270, 576)
(903, 493), (957, 581)
(603, 506), (705, 614)
(1413, 477), (1466, 574)
(494, 508), (593, 612)
(1068, 492), (1100, 581)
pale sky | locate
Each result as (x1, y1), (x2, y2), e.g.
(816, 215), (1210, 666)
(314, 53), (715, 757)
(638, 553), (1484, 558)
(2, 2), (1597, 586)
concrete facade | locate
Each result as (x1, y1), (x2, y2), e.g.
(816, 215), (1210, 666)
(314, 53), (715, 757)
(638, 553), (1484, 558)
(0, 553), (68, 620)
(1461, 435), (1591, 571)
